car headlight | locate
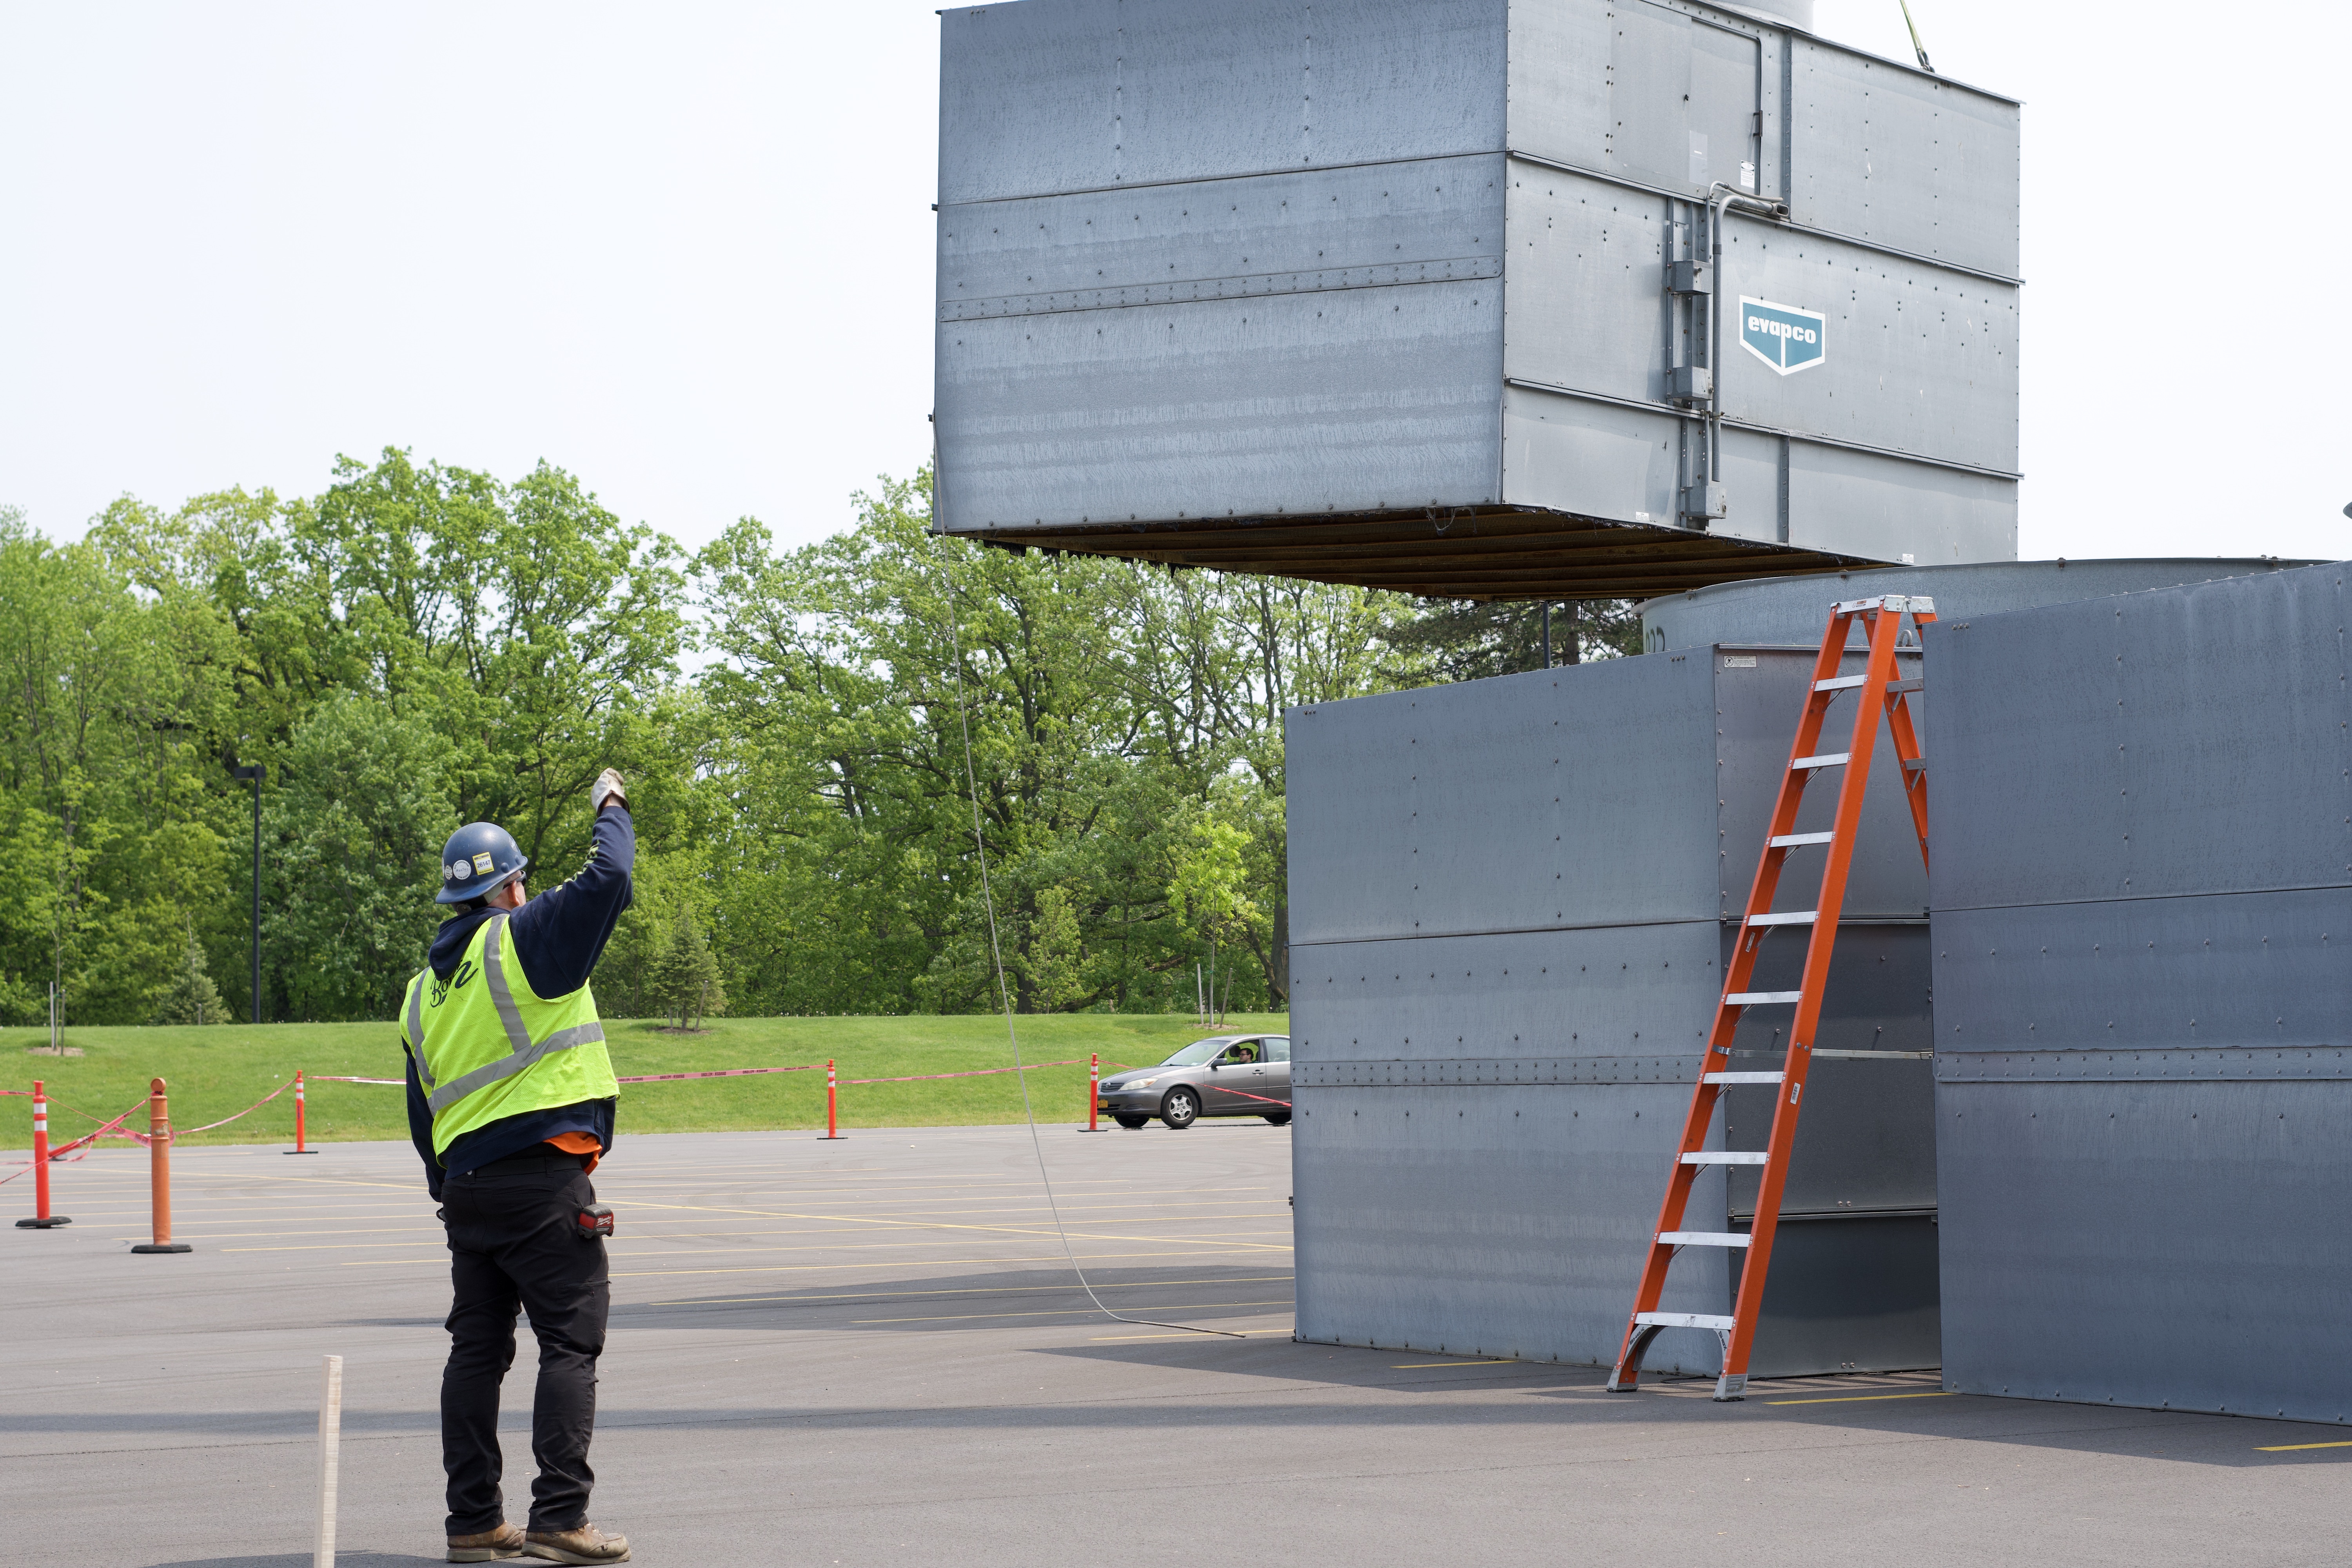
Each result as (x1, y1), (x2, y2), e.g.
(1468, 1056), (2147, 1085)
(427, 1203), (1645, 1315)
(1125, 1076), (1159, 1090)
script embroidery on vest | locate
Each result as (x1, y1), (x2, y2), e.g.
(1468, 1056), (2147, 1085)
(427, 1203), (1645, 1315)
(429, 958), (479, 1009)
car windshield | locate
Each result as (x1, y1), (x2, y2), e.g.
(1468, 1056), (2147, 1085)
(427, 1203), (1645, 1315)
(1159, 1036), (1241, 1066)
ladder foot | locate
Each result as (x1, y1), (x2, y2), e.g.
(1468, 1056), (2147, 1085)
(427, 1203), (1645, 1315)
(1711, 1373), (1748, 1401)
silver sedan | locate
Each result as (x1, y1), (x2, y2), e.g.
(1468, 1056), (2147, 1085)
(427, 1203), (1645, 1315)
(1097, 1035), (1292, 1129)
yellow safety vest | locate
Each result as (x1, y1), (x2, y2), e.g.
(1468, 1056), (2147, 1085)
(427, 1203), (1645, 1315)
(399, 911), (619, 1158)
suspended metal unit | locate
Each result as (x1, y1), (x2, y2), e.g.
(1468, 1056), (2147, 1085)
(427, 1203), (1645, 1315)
(934, 0), (2020, 597)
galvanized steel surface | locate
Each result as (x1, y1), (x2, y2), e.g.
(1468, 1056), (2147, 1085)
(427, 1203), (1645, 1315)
(1288, 642), (1941, 1373)
(1926, 562), (2352, 1424)
(937, 0), (2023, 591)
(1644, 558), (2319, 651)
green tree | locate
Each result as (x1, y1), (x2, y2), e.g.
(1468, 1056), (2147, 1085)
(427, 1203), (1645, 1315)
(651, 901), (726, 1031)
(1381, 598), (1644, 684)
(260, 694), (457, 1021)
(154, 922), (227, 1025)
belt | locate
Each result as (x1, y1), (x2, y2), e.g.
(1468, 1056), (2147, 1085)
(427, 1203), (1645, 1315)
(458, 1146), (590, 1178)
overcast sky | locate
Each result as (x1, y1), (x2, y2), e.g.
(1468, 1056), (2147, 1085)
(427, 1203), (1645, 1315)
(2, 1), (2346, 564)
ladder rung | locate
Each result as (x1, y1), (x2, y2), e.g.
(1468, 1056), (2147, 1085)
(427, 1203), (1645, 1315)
(1769, 831), (1834, 847)
(1903, 757), (1927, 771)
(1724, 991), (1803, 1005)
(1661, 1231), (1752, 1247)
(1635, 1312), (1737, 1330)
(1887, 677), (1923, 694)
(1745, 911), (1816, 927)
(1702, 1071), (1785, 1084)
(1791, 752), (1849, 769)
(1681, 1151), (1771, 1163)
(1813, 674), (1866, 691)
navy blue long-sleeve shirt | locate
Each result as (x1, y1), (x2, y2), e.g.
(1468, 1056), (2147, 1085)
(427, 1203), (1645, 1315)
(406, 804), (635, 1198)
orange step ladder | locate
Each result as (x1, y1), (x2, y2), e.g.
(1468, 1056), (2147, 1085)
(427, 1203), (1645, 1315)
(1606, 593), (1935, 1401)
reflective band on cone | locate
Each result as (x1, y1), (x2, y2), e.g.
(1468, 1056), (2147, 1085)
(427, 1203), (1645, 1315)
(15, 1080), (70, 1229)
(131, 1077), (192, 1254)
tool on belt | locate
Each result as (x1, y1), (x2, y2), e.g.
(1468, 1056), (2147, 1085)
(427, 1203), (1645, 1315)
(575, 1203), (614, 1240)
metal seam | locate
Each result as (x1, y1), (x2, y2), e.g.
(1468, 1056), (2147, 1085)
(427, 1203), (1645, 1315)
(1504, 376), (2022, 481)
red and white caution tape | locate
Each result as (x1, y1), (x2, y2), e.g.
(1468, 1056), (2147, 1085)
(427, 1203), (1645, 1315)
(171, 1077), (297, 1134)
(843, 1058), (1109, 1085)
(617, 1063), (824, 1084)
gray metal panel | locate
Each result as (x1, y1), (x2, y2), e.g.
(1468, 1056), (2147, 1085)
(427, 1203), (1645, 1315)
(1937, 1078), (2352, 1424)
(1499, 164), (1670, 403)
(1689, 21), (1762, 196)
(1502, 0), (1613, 171)
(1291, 1075), (1938, 1374)
(940, 158), (1504, 311)
(1784, 441), (2015, 565)
(1789, 38), (2020, 277)
(1289, 923), (1723, 1062)
(1927, 566), (2352, 911)
(1744, 1216), (1941, 1375)
(937, 0), (2024, 582)
(1934, 892), (2352, 1055)
(1719, 217), (2020, 473)
(1939, 1047), (2352, 1083)
(1285, 637), (1944, 1377)
(935, 278), (1504, 531)
(1284, 651), (1719, 947)
(1714, 426), (1784, 546)
(1606, 0), (1694, 191)
(1644, 559), (2323, 653)
(1497, 383), (1681, 526)
(1719, 924), (1936, 1214)
(938, 0), (1508, 204)
(1926, 563), (2352, 1424)
(1292, 1082), (1732, 1372)
(1712, 647), (1927, 921)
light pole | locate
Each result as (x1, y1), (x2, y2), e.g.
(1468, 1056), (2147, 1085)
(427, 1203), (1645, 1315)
(232, 764), (264, 1023)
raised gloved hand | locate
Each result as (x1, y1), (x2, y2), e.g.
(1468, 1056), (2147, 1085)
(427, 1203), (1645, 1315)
(592, 768), (628, 812)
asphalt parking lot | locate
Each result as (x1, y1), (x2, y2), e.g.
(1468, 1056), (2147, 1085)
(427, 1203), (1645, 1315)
(5, 1120), (2344, 1567)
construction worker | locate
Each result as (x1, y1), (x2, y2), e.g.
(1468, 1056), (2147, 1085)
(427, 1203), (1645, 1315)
(401, 769), (635, 1566)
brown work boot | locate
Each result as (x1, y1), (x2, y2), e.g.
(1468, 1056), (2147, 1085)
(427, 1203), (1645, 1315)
(523, 1522), (631, 1563)
(448, 1521), (526, 1561)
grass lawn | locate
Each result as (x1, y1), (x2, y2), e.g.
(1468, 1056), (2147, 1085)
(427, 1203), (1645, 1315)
(0, 1013), (1289, 1149)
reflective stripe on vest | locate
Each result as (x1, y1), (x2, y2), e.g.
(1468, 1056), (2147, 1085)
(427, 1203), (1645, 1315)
(401, 911), (616, 1151)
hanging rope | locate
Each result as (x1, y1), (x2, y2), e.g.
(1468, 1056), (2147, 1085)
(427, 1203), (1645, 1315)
(932, 510), (1243, 1341)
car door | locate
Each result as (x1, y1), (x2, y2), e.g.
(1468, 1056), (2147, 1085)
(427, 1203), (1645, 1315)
(1260, 1036), (1292, 1110)
(1203, 1038), (1270, 1114)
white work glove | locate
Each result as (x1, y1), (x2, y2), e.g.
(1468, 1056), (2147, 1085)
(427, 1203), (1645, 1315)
(592, 768), (628, 812)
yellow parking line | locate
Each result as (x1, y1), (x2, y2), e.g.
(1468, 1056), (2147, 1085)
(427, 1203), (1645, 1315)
(651, 1274), (1293, 1308)
(1392, 1360), (1517, 1368)
(852, 1299), (1292, 1325)
(1766, 1390), (1958, 1406)
(1091, 1330), (1287, 1341)
(2257, 1440), (2352, 1452)
(343, 1246), (1294, 1273)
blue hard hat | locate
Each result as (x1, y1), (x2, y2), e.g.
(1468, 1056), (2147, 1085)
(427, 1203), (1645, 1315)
(436, 822), (529, 905)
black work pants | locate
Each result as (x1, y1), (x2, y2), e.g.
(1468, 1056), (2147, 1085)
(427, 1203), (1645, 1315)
(439, 1151), (609, 1535)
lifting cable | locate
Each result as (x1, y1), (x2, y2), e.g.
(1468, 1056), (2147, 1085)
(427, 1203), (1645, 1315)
(931, 505), (1243, 1342)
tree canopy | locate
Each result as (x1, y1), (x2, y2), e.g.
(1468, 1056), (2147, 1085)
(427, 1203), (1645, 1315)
(0, 454), (1640, 1025)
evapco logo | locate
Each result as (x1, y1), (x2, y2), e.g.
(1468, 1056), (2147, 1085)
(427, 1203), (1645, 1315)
(1738, 296), (1827, 376)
